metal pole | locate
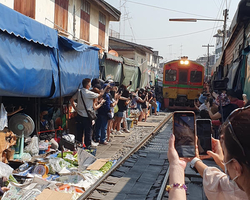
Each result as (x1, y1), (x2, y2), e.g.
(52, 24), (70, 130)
(73, 3), (76, 40)
(202, 44), (214, 79)
(222, 9), (228, 52)
(207, 44), (209, 78)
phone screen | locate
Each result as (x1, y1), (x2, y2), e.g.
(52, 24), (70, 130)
(173, 112), (195, 157)
(196, 119), (212, 155)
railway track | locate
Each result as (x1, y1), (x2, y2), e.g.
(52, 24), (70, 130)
(78, 113), (173, 200)
(78, 112), (211, 200)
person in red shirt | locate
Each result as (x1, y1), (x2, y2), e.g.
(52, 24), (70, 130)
(226, 89), (245, 108)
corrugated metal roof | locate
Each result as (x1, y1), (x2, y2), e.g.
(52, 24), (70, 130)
(123, 57), (139, 66)
(106, 53), (123, 63)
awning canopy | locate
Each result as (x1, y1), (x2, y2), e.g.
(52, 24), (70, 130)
(0, 31), (58, 97)
(0, 3), (58, 49)
(123, 57), (139, 66)
(105, 53), (123, 63)
(0, 3), (99, 98)
(51, 37), (99, 98)
(59, 36), (99, 52)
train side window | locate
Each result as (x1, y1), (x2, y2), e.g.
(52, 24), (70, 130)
(190, 71), (202, 83)
(165, 69), (176, 81)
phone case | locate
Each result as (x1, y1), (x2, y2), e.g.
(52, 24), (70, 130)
(173, 111), (196, 158)
(196, 119), (212, 155)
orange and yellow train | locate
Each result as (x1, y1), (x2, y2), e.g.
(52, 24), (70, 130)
(163, 57), (204, 110)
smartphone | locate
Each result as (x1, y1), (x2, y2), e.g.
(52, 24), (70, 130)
(196, 119), (212, 155)
(129, 80), (132, 85)
(173, 111), (195, 157)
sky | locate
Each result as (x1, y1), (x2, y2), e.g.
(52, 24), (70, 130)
(105, 0), (241, 62)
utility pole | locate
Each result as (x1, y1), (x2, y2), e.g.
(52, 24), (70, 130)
(73, 2), (76, 40)
(222, 9), (228, 52)
(202, 44), (214, 79)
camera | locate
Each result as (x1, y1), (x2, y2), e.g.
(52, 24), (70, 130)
(213, 78), (228, 91)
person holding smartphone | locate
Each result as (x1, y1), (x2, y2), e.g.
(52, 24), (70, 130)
(167, 134), (188, 200)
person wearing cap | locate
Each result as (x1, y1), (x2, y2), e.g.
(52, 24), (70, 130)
(194, 94), (208, 111)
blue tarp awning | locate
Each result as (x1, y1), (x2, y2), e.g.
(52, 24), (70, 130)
(51, 37), (99, 98)
(0, 3), (58, 49)
(0, 31), (58, 97)
(0, 3), (99, 98)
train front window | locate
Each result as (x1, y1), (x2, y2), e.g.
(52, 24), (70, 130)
(179, 70), (188, 84)
(190, 71), (202, 83)
(165, 69), (176, 81)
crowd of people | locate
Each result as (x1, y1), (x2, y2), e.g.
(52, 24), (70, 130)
(167, 84), (250, 200)
(70, 78), (158, 149)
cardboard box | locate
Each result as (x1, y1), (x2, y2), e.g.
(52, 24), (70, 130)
(35, 189), (73, 200)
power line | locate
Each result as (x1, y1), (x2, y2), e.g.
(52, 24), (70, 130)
(135, 25), (222, 41)
(124, 3), (137, 42)
(126, 0), (218, 18)
(208, 0), (225, 44)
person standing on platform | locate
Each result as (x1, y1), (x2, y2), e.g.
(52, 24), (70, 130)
(70, 78), (103, 148)
(95, 84), (111, 145)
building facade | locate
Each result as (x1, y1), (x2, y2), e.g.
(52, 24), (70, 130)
(0, 0), (120, 51)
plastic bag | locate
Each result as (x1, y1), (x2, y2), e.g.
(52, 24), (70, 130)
(0, 103), (8, 130)
(0, 161), (13, 178)
(48, 158), (73, 174)
(21, 153), (32, 162)
(24, 136), (39, 155)
(62, 134), (75, 143)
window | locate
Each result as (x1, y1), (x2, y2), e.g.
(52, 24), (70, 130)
(82, 0), (90, 14)
(165, 69), (176, 81)
(179, 70), (188, 84)
(98, 12), (106, 47)
(54, 0), (69, 32)
(190, 71), (202, 83)
(14, 0), (36, 19)
(80, 1), (90, 41)
(99, 12), (106, 25)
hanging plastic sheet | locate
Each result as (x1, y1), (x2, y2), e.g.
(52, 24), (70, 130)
(103, 53), (124, 84)
(227, 61), (239, 89)
(0, 31), (58, 97)
(51, 37), (99, 98)
(122, 65), (141, 91)
(140, 62), (149, 88)
(244, 55), (250, 98)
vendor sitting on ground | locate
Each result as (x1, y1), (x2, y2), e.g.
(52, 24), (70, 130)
(39, 109), (59, 150)
(0, 177), (9, 196)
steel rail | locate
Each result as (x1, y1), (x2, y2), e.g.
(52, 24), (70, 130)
(157, 167), (170, 200)
(78, 113), (173, 200)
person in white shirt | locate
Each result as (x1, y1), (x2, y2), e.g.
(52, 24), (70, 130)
(70, 78), (104, 148)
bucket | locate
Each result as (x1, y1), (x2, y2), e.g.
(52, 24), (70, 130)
(126, 118), (133, 130)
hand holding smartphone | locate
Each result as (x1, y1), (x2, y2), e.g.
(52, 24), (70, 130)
(173, 111), (196, 157)
(196, 119), (212, 155)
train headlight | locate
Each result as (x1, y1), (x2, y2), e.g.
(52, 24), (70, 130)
(180, 56), (189, 65)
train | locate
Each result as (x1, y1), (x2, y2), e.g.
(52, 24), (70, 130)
(163, 57), (205, 110)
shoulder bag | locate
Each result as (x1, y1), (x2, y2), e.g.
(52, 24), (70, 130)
(80, 90), (97, 121)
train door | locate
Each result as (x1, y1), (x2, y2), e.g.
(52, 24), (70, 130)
(178, 69), (188, 84)
(177, 69), (189, 106)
